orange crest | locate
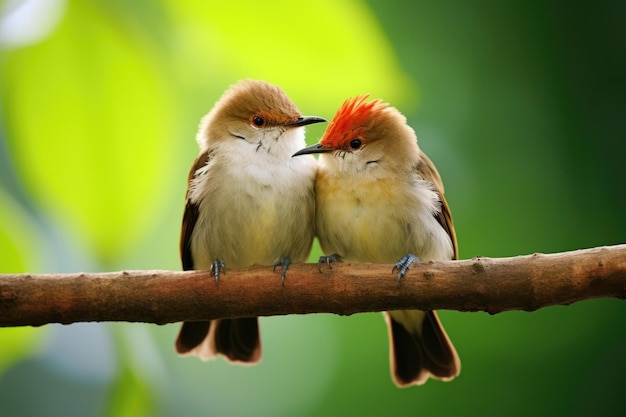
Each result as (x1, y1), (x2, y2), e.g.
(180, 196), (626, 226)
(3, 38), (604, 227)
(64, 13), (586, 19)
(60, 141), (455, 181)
(321, 94), (389, 148)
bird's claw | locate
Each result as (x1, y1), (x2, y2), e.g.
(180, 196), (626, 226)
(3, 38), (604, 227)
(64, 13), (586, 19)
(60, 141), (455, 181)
(210, 259), (226, 284)
(317, 254), (341, 273)
(273, 257), (292, 286)
(392, 254), (420, 286)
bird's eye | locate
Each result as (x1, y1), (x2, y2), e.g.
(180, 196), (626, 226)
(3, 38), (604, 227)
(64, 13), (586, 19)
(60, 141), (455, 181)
(252, 115), (265, 127)
(349, 139), (362, 149)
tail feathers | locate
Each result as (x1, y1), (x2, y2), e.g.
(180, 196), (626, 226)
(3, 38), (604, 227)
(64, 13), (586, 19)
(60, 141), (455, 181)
(175, 318), (261, 363)
(385, 310), (460, 387)
(213, 317), (262, 363)
(175, 321), (212, 355)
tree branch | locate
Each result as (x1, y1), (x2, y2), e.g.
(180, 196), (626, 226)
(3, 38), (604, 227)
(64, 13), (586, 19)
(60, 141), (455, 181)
(1, 245), (625, 327)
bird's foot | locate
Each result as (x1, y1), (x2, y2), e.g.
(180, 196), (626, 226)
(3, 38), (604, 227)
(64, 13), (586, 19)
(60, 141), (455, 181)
(273, 257), (292, 286)
(210, 259), (226, 284)
(392, 254), (420, 287)
(317, 254), (341, 273)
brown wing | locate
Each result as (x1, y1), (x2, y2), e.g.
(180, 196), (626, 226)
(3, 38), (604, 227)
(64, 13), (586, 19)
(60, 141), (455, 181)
(387, 151), (461, 386)
(416, 150), (458, 260)
(180, 151), (211, 270)
(177, 150), (262, 362)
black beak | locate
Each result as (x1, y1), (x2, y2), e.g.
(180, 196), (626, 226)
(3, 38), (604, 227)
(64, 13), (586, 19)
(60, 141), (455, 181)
(292, 143), (335, 157)
(285, 116), (327, 127)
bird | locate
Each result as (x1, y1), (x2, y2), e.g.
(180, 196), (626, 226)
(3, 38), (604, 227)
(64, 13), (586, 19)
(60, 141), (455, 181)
(293, 94), (460, 387)
(175, 79), (326, 363)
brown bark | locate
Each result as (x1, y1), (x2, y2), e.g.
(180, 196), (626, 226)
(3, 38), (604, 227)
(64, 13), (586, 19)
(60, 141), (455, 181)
(1, 245), (625, 327)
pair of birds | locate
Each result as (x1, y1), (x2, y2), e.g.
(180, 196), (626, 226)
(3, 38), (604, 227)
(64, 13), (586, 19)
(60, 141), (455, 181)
(174, 79), (460, 387)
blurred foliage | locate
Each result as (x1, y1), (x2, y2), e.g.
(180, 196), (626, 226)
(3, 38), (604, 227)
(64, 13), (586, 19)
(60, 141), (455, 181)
(2, 0), (179, 265)
(0, 326), (42, 374)
(0, 0), (625, 416)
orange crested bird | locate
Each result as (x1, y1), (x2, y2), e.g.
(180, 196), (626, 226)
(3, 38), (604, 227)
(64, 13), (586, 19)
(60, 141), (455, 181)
(176, 79), (326, 363)
(293, 94), (460, 386)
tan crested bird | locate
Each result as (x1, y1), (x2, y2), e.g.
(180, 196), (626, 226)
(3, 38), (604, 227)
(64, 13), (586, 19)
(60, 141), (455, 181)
(293, 94), (460, 387)
(176, 79), (325, 363)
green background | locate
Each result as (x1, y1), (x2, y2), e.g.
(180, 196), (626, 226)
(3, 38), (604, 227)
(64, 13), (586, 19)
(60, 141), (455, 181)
(1, 0), (625, 416)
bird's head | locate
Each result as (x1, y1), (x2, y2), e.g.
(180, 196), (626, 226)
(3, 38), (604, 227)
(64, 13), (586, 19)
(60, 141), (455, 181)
(197, 79), (326, 155)
(293, 94), (418, 173)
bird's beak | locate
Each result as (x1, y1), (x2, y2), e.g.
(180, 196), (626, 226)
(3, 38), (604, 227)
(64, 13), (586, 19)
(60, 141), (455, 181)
(285, 116), (327, 127)
(292, 143), (335, 157)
